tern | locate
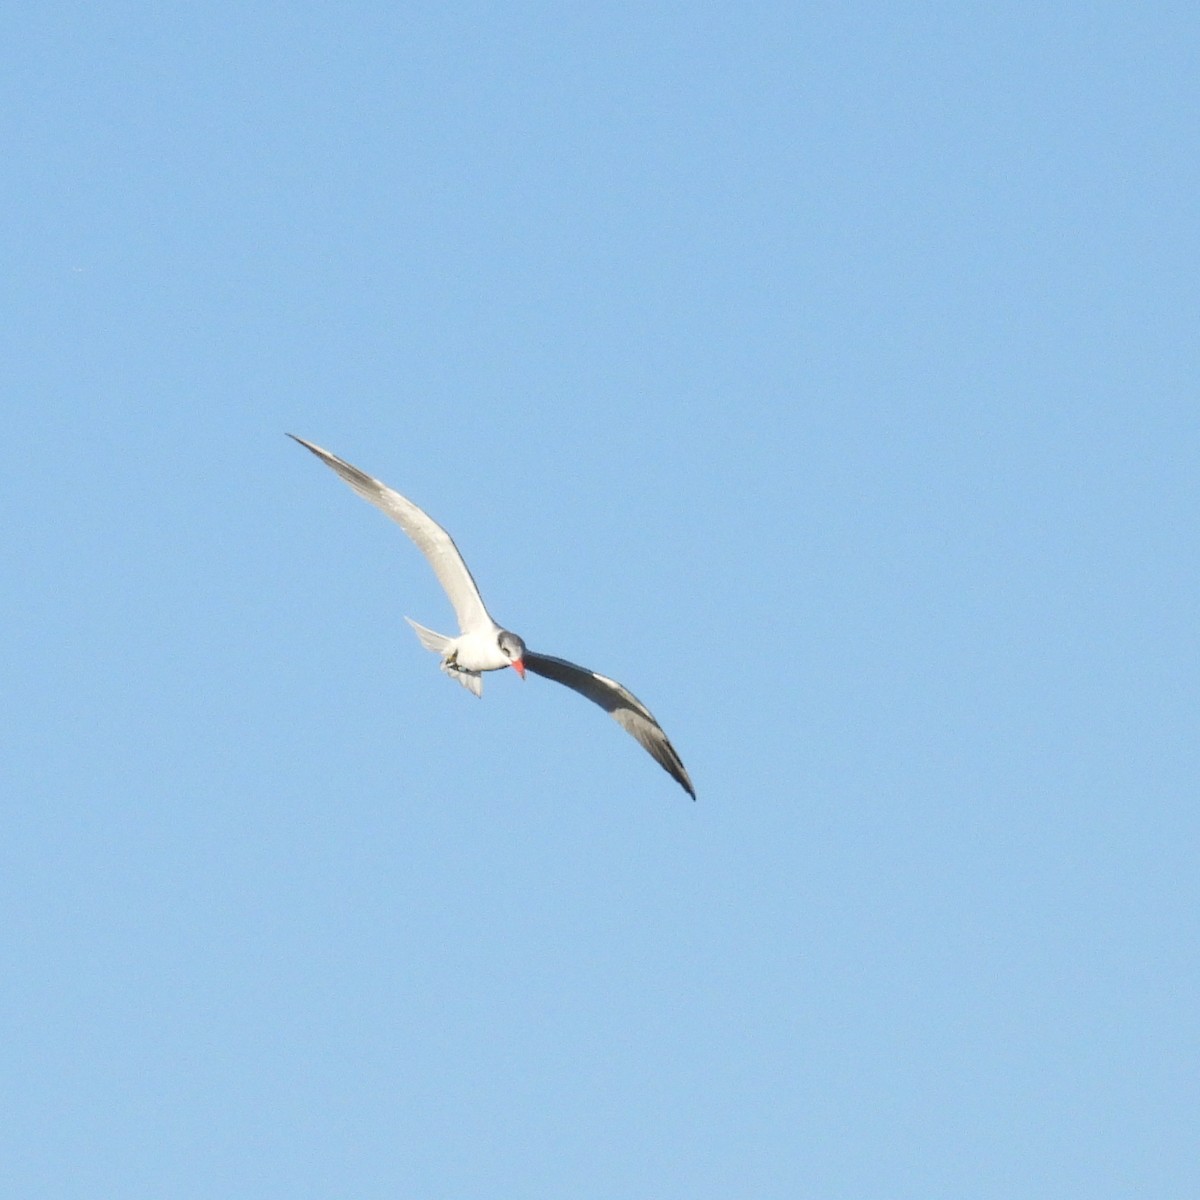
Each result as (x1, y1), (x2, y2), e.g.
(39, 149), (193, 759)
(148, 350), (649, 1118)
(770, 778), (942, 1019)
(289, 435), (695, 798)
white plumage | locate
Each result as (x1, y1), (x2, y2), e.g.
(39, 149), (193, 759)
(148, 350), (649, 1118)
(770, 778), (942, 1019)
(290, 434), (694, 799)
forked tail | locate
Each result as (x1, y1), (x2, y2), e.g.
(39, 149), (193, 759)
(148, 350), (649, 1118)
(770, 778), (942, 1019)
(404, 618), (482, 696)
(404, 617), (453, 654)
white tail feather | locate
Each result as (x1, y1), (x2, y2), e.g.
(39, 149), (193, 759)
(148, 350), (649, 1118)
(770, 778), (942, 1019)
(404, 617), (452, 654)
(446, 666), (483, 697)
(404, 617), (483, 697)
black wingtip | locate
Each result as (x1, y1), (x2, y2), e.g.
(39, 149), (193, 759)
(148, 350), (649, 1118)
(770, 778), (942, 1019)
(286, 433), (327, 461)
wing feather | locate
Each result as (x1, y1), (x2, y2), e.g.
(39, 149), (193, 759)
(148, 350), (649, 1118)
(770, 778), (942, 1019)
(289, 435), (493, 634)
(523, 651), (695, 799)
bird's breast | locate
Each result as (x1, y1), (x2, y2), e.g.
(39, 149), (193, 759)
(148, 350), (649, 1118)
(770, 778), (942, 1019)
(450, 629), (512, 672)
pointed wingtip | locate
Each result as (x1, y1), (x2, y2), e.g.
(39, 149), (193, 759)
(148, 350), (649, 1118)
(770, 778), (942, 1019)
(676, 765), (696, 800)
(671, 752), (696, 801)
(673, 765), (697, 800)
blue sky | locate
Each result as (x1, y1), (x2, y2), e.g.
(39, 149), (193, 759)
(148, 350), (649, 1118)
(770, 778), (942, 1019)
(3, 3), (1197, 1196)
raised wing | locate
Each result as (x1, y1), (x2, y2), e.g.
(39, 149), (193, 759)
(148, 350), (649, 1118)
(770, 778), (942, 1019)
(288, 435), (493, 634)
(523, 651), (695, 798)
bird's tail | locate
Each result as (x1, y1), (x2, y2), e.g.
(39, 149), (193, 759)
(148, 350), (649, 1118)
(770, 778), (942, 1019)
(404, 617), (453, 654)
(405, 618), (482, 696)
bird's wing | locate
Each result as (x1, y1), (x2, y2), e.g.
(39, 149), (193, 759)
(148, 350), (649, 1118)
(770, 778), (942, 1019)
(523, 651), (695, 798)
(289, 435), (493, 634)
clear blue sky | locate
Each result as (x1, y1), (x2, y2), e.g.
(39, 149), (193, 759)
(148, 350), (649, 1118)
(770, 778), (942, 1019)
(3, 4), (1197, 1196)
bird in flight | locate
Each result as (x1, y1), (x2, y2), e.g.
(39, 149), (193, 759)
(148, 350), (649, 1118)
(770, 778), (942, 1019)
(289, 435), (695, 798)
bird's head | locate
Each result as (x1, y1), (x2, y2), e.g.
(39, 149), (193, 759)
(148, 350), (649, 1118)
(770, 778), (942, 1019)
(497, 630), (527, 679)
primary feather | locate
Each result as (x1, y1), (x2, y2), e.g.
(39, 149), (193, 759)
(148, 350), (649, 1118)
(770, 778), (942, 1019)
(290, 434), (695, 798)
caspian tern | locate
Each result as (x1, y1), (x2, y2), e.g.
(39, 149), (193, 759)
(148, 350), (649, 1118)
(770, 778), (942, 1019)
(289, 435), (695, 798)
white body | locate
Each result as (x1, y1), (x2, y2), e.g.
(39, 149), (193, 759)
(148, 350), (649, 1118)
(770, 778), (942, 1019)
(290, 435), (695, 797)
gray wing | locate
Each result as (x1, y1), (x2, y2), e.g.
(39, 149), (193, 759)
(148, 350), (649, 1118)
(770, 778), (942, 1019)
(523, 651), (695, 799)
(289, 435), (493, 634)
